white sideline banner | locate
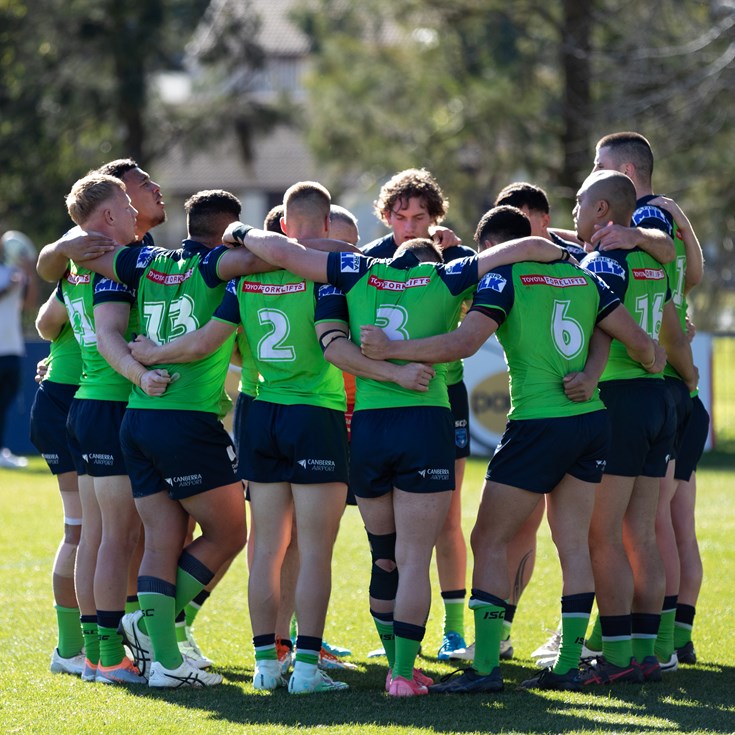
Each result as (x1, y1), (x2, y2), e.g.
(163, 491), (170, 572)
(463, 332), (714, 457)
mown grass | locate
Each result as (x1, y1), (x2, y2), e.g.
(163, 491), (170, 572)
(1, 448), (733, 734)
(1, 335), (732, 734)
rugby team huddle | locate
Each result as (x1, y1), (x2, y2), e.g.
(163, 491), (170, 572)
(31, 129), (709, 696)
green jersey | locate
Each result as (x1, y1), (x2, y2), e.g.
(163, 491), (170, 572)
(582, 248), (670, 382)
(361, 234), (474, 387)
(471, 261), (619, 419)
(113, 239), (234, 413)
(214, 273), (345, 411)
(235, 328), (259, 397)
(60, 261), (138, 402)
(44, 291), (82, 385)
(663, 225), (689, 380)
(319, 250), (478, 411)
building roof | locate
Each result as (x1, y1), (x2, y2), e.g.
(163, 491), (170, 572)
(157, 124), (318, 196)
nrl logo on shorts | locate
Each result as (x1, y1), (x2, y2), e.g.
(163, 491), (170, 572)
(340, 252), (360, 273)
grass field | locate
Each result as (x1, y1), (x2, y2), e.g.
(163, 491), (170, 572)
(1, 449), (733, 735)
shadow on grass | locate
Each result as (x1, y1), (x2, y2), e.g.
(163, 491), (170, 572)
(129, 657), (735, 733)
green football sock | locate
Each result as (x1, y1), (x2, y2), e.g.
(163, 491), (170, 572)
(469, 592), (505, 676)
(441, 590), (465, 637)
(631, 612), (659, 662)
(553, 593), (594, 675)
(97, 625), (125, 667)
(586, 615), (602, 651)
(674, 603), (695, 648)
(253, 634), (277, 662)
(393, 636), (421, 680)
(125, 595), (140, 614)
(654, 596), (677, 661)
(175, 610), (187, 644)
(502, 603), (516, 641)
(55, 605), (83, 658)
(371, 611), (395, 669)
(174, 566), (206, 615)
(80, 615), (99, 665)
(185, 590), (210, 627)
(600, 615), (632, 668)
(139, 582), (181, 670)
(392, 621), (424, 680)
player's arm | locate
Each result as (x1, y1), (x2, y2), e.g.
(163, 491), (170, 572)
(95, 302), (172, 397)
(223, 223), (327, 281)
(563, 328), (612, 402)
(35, 290), (68, 341)
(591, 223), (675, 264)
(37, 233), (116, 282)
(360, 310), (497, 364)
(317, 322), (435, 392)
(649, 196), (704, 292)
(129, 320), (236, 365)
(659, 301), (698, 391)
(596, 303), (666, 374)
(477, 236), (568, 277)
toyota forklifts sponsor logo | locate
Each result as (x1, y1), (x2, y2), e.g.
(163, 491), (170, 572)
(520, 274), (588, 288)
(146, 267), (194, 286)
(631, 267), (665, 281)
(368, 275), (430, 291)
(241, 280), (306, 295)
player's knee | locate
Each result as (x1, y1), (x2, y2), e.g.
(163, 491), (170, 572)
(63, 519), (82, 546)
(367, 531), (398, 600)
(55, 541), (78, 579)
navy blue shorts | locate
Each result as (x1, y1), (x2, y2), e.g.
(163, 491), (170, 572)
(599, 379), (676, 478)
(665, 376), (693, 460)
(350, 406), (455, 497)
(66, 398), (128, 477)
(232, 391), (256, 482)
(674, 395), (710, 481)
(486, 409), (610, 493)
(121, 409), (239, 500)
(242, 401), (349, 485)
(29, 381), (81, 475)
(448, 380), (471, 460)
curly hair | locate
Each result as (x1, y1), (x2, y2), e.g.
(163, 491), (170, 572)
(373, 168), (448, 226)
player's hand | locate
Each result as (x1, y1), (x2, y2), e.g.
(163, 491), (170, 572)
(686, 365), (699, 393)
(591, 222), (638, 251)
(140, 368), (173, 397)
(222, 222), (253, 247)
(35, 358), (49, 384)
(128, 334), (160, 365)
(61, 233), (116, 262)
(644, 342), (667, 374)
(685, 314), (696, 343)
(563, 371), (597, 402)
(430, 226), (461, 250)
(397, 362), (435, 391)
(360, 324), (392, 359)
